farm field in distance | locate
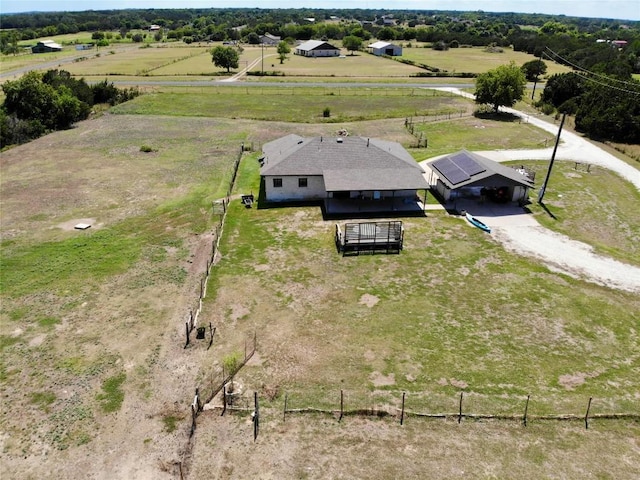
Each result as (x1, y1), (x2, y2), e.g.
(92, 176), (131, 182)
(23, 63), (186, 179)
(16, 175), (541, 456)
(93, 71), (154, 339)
(1, 39), (639, 480)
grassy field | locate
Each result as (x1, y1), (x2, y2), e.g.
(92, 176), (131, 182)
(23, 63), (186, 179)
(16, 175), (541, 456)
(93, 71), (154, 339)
(111, 86), (474, 123)
(400, 45), (572, 77)
(1, 65), (639, 478)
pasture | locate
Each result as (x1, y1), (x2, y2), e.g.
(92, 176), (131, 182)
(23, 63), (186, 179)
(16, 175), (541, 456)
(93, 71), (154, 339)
(400, 45), (572, 77)
(1, 85), (639, 479)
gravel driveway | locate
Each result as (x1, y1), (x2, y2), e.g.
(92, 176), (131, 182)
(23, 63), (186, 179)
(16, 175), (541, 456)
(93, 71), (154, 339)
(424, 88), (640, 293)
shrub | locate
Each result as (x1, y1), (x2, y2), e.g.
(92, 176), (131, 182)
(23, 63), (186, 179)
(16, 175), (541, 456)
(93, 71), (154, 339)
(140, 145), (155, 152)
(323, 107), (331, 118)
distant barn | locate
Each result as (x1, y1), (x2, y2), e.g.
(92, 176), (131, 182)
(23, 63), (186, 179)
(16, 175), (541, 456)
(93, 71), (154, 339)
(294, 40), (341, 57)
(32, 40), (62, 53)
(368, 41), (402, 56)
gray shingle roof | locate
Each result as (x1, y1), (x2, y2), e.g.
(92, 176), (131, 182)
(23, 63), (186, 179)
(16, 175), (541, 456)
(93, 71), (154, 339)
(261, 136), (429, 191)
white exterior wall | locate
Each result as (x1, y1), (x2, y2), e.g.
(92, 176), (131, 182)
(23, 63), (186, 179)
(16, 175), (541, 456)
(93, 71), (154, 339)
(297, 48), (340, 57)
(435, 179), (451, 201)
(511, 186), (529, 202)
(264, 175), (326, 201)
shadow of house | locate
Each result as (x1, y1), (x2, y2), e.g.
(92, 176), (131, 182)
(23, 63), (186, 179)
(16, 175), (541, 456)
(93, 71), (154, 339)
(260, 135), (429, 217)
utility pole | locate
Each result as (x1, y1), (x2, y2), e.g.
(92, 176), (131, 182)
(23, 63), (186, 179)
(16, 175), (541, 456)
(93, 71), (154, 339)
(261, 42), (264, 75)
(531, 53), (543, 100)
(538, 112), (566, 204)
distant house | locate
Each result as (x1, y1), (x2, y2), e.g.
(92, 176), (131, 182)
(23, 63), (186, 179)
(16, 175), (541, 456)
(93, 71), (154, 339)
(32, 40), (62, 53)
(260, 33), (281, 46)
(294, 40), (341, 57)
(149, 24), (161, 31)
(425, 150), (534, 204)
(260, 135), (429, 214)
(368, 41), (402, 56)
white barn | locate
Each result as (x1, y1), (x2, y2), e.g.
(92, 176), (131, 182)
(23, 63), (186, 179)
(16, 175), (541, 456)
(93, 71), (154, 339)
(368, 41), (402, 56)
(294, 40), (341, 57)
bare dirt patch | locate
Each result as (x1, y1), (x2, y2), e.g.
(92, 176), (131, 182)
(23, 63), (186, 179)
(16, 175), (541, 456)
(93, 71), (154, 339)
(359, 293), (380, 308)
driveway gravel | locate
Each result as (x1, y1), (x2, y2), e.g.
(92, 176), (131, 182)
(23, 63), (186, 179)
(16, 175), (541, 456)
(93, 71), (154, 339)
(424, 88), (640, 293)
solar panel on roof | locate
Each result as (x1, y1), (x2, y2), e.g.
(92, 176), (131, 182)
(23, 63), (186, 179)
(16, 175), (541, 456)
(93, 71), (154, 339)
(450, 152), (486, 176)
(432, 158), (470, 185)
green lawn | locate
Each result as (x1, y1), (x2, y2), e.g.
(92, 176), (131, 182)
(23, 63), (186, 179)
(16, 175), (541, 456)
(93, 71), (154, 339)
(201, 153), (640, 417)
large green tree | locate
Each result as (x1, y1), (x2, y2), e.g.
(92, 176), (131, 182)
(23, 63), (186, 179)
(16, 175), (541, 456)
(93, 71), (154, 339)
(211, 45), (239, 72)
(277, 41), (291, 64)
(474, 62), (527, 112)
(342, 35), (362, 55)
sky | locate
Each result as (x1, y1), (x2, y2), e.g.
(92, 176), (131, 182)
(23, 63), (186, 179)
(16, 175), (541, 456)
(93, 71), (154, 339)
(1, 0), (639, 21)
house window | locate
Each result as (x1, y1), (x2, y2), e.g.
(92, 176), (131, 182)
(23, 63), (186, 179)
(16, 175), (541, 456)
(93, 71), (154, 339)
(298, 178), (308, 188)
(273, 178), (282, 188)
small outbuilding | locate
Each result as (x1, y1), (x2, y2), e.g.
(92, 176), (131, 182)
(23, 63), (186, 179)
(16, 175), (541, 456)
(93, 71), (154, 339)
(294, 40), (341, 57)
(425, 150), (534, 204)
(32, 40), (63, 53)
(260, 33), (281, 46)
(368, 41), (402, 56)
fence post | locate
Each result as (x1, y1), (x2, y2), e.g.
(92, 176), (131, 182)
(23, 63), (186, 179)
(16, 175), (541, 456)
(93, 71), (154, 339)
(196, 387), (202, 412)
(253, 391), (259, 442)
(190, 404), (196, 437)
(585, 397), (592, 430)
(208, 322), (214, 350)
(221, 384), (227, 416)
(400, 392), (406, 425)
(283, 393), (288, 422)
(523, 395), (530, 427)
(339, 390), (344, 422)
(184, 322), (190, 349)
(458, 392), (463, 424)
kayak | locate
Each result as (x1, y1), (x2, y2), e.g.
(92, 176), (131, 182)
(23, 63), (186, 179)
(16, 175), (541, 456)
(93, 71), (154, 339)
(465, 212), (491, 233)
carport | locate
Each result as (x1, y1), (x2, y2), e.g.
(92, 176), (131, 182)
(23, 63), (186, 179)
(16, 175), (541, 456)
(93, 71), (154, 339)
(425, 150), (535, 206)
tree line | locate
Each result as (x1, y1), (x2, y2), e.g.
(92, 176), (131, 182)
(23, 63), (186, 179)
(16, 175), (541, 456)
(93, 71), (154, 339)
(0, 71), (140, 148)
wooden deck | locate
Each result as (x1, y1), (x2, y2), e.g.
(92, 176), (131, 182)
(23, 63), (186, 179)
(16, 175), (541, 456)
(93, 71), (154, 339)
(335, 221), (404, 255)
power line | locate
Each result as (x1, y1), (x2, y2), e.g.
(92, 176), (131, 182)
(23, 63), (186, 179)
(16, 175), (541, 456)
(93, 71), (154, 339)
(544, 46), (640, 89)
(541, 49), (640, 97)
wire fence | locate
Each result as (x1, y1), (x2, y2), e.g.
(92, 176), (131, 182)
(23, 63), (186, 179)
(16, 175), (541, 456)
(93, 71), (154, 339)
(183, 144), (244, 349)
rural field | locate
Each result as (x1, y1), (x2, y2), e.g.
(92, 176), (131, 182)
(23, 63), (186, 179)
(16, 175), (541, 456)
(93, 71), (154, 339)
(1, 44), (639, 479)
(2, 37), (570, 86)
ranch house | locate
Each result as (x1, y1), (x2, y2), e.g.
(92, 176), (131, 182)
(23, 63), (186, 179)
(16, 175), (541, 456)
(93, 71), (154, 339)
(260, 135), (429, 214)
(425, 150), (535, 205)
(294, 40), (341, 57)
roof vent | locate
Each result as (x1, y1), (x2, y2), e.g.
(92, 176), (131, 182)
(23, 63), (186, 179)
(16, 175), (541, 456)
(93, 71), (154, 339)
(336, 137), (343, 143)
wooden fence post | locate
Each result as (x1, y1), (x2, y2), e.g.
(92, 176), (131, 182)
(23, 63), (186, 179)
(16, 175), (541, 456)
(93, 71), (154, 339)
(283, 393), (288, 422)
(221, 384), (227, 416)
(523, 395), (530, 427)
(585, 397), (592, 430)
(195, 387), (202, 412)
(400, 392), (406, 425)
(458, 392), (463, 424)
(208, 322), (214, 350)
(253, 391), (259, 442)
(339, 390), (344, 422)
(190, 404), (196, 437)
(184, 322), (190, 349)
